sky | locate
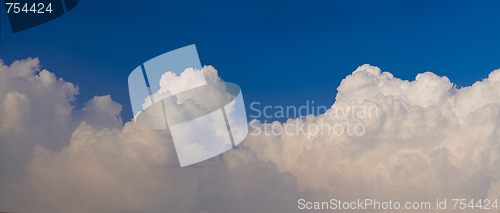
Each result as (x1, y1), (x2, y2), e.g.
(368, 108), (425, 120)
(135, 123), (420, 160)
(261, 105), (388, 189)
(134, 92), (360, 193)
(2, 0), (500, 122)
(3, 1), (500, 212)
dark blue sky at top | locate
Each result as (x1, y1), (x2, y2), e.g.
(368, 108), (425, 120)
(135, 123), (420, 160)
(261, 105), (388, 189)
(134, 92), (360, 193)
(1, 0), (500, 122)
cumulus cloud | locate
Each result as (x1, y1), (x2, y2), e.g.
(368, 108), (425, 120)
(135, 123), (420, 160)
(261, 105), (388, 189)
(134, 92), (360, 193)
(136, 66), (247, 167)
(0, 58), (121, 194)
(145, 66), (235, 124)
(246, 64), (500, 209)
(1, 59), (500, 212)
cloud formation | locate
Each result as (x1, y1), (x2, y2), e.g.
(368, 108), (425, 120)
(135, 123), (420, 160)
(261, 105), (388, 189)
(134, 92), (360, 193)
(0, 58), (121, 194)
(1, 59), (500, 212)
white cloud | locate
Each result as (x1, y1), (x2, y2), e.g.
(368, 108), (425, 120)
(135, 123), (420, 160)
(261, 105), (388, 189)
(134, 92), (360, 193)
(1, 59), (500, 212)
(245, 64), (500, 208)
(0, 58), (121, 195)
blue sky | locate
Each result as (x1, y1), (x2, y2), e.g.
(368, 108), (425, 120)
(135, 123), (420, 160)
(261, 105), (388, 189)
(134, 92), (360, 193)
(1, 0), (500, 121)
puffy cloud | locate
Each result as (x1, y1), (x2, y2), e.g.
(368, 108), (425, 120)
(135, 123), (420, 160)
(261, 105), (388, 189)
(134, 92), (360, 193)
(75, 95), (123, 129)
(1, 59), (500, 213)
(246, 64), (500, 209)
(0, 59), (301, 213)
(0, 58), (78, 193)
(137, 66), (247, 166)
(0, 58), (121, 197)
(141, 66), (234, 117)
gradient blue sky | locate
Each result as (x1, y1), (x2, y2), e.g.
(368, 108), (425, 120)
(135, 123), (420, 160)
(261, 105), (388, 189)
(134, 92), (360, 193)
(1, 0), (500, 121)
